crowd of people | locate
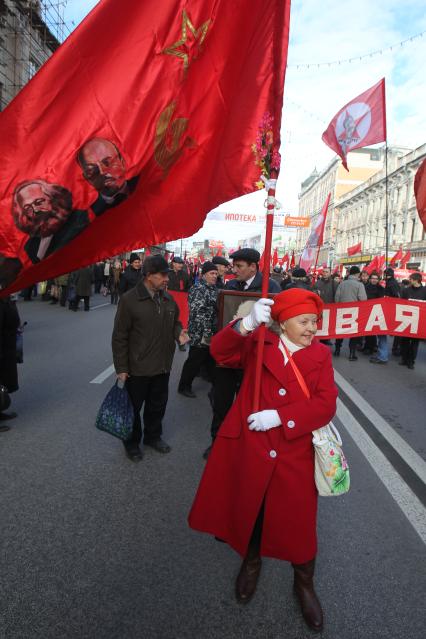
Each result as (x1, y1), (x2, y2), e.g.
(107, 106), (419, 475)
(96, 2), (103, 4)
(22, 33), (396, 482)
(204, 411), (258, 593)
(1, 246), (425, 632)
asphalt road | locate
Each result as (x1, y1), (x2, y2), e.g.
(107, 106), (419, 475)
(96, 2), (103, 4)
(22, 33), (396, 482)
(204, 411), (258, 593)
(1, 294), (425, 639)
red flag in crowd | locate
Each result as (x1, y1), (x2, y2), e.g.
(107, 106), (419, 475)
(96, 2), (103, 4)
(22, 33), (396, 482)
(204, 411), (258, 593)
(271, 247), (279, 268)
(163, 250), (170, 262)
(414, 158), (426, 232)
(322, 79), (386, 171)
(215, 248), (223, 257)
(389, 247), (403, 267)
(299, 193), (331, 272)
(347, 242), (362, 256)
(0, 0), (291, 293)
(280, 252), (289, 269)
(400, 251), (411, 268)
(290, 250), (296, 269)
(198, 252), (205, 264)
(365, 255), (378, 274)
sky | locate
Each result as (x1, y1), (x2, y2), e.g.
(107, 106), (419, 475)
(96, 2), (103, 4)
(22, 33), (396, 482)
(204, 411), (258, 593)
(62, 0), (426, 249)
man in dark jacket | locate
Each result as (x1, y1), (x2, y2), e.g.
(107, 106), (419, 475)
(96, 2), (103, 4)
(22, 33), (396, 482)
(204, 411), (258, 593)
(314, 268), (337, 303)
(93, 262), (104, 294)
(204, 248), (279, 459)
(399, 272), (426, 369)
(370, 267), (400, 365)
(167, 256), (190, 292)
(281, 267), (311, 291)
(363, 272), (384, 354)
(119, 252), (142, 295)
(112, 255), (188, 461)
(72, 266), (93, 311)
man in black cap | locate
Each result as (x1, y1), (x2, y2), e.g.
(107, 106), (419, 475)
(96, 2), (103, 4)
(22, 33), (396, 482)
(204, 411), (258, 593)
(212, 256), (229, 289)
(167, 256), (190, 292)
(168, 256), (191, 351)
(112, 255), (189, 461)
(203, 248), (280, 459)
(119, 252), (142, 295)
(282, 267), (312, 291)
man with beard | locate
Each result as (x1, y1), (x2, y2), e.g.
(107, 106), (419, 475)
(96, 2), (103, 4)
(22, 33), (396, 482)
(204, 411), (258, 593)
(77, 138), (139, 216)
(12, 180), (89, 264)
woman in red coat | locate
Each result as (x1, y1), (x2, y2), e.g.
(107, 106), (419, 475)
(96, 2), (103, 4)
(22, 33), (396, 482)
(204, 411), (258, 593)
(188, 289), (337, 632)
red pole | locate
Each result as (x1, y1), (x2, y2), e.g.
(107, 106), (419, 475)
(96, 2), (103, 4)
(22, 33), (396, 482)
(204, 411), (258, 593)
(252, 175), (277, 412)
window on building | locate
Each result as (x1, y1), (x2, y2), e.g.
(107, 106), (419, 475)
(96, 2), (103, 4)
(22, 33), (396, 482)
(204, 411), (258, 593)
(28, 58), (40, 80)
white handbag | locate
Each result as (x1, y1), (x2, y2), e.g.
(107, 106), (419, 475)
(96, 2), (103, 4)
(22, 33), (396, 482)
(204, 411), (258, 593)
(312, 422), (350, 496)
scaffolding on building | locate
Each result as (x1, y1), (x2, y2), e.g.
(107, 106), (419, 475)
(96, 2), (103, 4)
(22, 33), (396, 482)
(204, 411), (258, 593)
(0, 0), (72, 109)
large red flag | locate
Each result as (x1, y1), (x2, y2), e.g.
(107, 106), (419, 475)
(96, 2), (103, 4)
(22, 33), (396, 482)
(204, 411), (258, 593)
(414, 158), (426, 232)
(280, 252), (289, 269)
(271, 247), (279, 268)
(322, 79), (386, 171)
(347, 242), (362, 256)
(0, 0), (291, 293)
(290, 250), (296, 269)
(299, 193), (331, 272)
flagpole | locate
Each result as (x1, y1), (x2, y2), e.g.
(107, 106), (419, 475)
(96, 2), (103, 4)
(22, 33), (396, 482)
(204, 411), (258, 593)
(253, 172), (277, 412)
(385, 142), (389, 267)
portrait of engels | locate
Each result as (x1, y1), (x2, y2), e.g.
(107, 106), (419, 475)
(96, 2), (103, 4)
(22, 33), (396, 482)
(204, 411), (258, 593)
(12, 179), (89, 264)
(76, 137), (139, 216)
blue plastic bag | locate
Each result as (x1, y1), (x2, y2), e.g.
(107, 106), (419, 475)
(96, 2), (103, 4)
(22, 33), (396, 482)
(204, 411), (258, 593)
(95, 381), (134, 441)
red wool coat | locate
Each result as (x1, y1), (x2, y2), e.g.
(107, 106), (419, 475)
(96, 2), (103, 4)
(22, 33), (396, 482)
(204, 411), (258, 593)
(188, 324), (338, 564)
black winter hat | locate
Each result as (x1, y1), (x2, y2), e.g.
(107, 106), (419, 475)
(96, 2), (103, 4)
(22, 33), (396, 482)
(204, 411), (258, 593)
(201, 261), (218, 275)
(349, 266), (361, 275)
(142, 255), (169, 275)
(384, 267), (394, 276)
(129, 252), (141, 263)
(212, 256), (229, 267)
(292, 267), (307, 278)
(171, 256), (184, 264)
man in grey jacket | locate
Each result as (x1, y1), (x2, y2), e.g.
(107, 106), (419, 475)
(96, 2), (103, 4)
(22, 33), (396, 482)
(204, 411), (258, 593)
(334, 265), (367, 360)
(112, 255), (188, 461)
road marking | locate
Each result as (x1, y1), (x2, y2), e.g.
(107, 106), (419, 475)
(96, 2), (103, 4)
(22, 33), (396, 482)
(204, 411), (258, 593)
(334, 369), (426, 484)
(336, 398), (426, 545)
(91, 302), (111, 310)
(90, 364), (115, 384)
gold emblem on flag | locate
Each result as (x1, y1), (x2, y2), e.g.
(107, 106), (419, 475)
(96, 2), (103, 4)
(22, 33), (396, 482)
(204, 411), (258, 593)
(154, 101), (196, 175)
(162, 9), (210, 73)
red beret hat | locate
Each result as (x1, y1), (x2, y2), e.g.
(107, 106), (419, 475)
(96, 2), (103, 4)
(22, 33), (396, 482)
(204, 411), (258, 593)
(271, 289), (324, 323)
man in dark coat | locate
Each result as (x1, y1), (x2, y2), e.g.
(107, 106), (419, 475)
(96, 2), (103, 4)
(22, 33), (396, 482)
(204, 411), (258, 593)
(167, 256), (190, 292)
(370, 267), (400, 365)
(112, 255), (188, 461)
(314, 268), (337, 302)
(363, 272), (384, 354)
(0, 296), (20, 426)
(204, 248), (280, 459)
(119, 253), (142, 295)
(72, 266), (93, 311)
(282, 267), (312, 291)
(167, 256), (190, 351)
(400, 272), (426, 369)
(93, 262), (105, 294)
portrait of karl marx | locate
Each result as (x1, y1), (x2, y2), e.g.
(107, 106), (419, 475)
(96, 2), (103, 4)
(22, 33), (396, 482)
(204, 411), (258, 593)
(12, 179), (89, 263)
(77, 137), (139, 217)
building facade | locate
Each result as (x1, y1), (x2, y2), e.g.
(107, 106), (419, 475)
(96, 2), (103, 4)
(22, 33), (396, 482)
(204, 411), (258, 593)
(0, 0), (60, 110)
(295, 145), (413, 267)
(335, 143), (426, 272)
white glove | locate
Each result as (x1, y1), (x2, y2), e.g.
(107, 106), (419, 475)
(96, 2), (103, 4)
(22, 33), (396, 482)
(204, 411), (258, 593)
(241, 298), (274, 332)
(247, 410), (281, 431)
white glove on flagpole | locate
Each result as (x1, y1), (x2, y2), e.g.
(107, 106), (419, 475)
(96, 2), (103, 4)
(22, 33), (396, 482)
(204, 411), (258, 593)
(247, 410), (282, 432)
(241, 298), (274, 332)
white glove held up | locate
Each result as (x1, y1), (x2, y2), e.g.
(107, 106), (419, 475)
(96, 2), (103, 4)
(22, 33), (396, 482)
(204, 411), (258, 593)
(241, 298), (274, 332)
(247, 410), (282, 432)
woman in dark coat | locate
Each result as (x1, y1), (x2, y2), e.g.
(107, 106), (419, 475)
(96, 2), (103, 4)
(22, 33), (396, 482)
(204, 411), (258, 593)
(0, 296), (20, 425)
(189, 289), (337, 632)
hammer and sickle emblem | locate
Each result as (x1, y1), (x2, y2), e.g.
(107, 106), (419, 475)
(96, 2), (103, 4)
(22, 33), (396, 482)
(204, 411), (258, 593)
(154, 101), (195, 175)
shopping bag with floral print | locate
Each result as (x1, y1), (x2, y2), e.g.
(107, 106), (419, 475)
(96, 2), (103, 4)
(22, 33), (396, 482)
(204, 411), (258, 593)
(312, 423), (350, 496)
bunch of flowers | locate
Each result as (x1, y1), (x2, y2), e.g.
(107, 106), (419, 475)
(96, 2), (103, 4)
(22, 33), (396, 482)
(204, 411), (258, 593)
(251, 112), (281, 189)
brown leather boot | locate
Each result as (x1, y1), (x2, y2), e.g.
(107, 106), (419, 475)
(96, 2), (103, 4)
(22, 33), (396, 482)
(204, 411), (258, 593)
(292, 558), (323, 632)
(235, 549), (262, 604)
